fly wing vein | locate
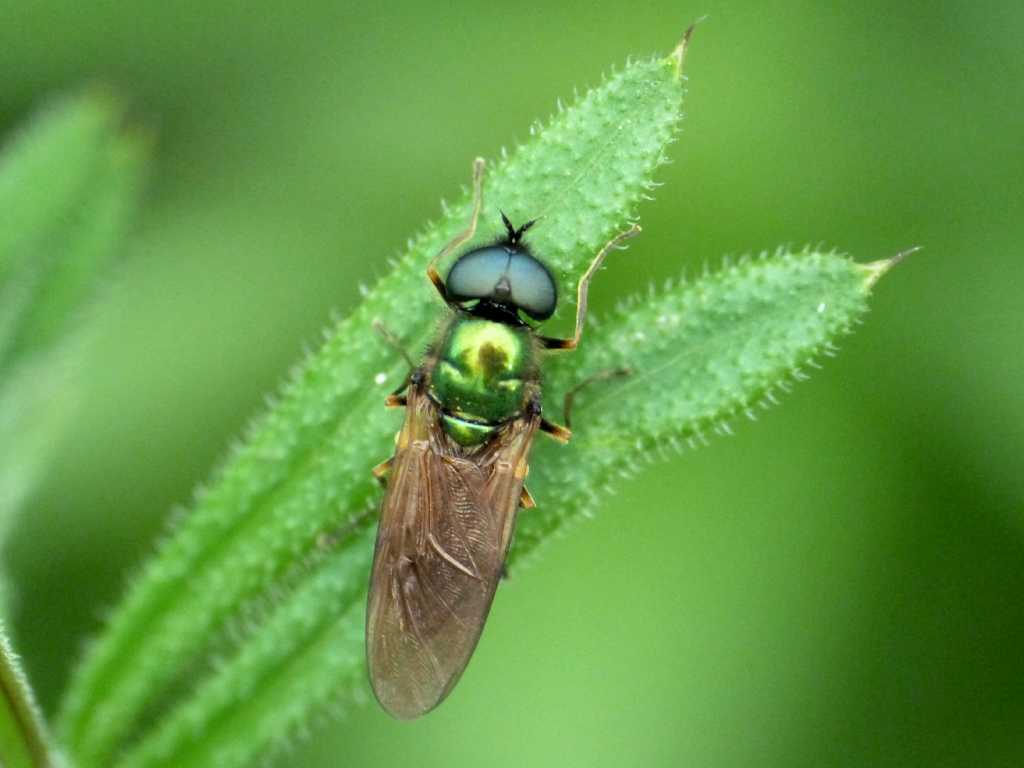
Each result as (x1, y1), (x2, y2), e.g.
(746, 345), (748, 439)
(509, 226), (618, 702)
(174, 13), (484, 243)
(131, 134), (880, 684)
(367, 381), (540, 719)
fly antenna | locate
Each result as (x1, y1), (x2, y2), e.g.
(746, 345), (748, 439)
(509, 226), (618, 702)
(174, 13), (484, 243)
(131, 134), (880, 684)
(499, 211), (541, 245)
(499, 210), (517, 242)
(515, 217), (539, 241)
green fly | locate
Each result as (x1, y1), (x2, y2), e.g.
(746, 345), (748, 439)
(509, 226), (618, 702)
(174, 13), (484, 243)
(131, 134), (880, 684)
(366, 158), (638, 719)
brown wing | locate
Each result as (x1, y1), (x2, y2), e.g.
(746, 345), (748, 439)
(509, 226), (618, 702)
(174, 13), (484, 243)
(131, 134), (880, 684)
(366, 377), (538, 719)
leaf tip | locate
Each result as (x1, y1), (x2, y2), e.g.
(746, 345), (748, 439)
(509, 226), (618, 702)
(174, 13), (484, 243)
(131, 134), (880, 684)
(668, 16), (708, 78)
(860, 245), (922, 289)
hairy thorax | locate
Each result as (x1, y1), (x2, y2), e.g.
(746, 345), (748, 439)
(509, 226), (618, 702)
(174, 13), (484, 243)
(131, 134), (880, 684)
(429, 315), (536, 445)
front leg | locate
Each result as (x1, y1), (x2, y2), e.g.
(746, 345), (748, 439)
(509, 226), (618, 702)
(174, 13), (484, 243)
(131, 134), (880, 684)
(539, 224), (641, 350)
(426, 157), (486, 304)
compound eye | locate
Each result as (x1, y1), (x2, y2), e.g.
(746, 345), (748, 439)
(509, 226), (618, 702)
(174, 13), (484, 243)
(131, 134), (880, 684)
(446, 247), (508, 303)
(507, 252), (556, 320)
(446, 246), (557, 321)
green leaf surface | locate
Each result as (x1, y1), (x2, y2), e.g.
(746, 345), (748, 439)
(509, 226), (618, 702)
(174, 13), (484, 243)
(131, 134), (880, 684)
(522, 249), (893, 555)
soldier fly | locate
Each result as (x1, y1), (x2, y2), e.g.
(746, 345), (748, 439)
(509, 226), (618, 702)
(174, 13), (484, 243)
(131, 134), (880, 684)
(366, 158), (639, 719)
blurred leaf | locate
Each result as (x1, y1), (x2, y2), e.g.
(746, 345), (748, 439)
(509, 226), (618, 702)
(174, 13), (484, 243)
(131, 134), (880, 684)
(0, 622), (62, 768)
(0, 93), (115, 288)
(0, 91), (146, 372)
(58, 36), (692, 768)
(0, 94), (146, 596)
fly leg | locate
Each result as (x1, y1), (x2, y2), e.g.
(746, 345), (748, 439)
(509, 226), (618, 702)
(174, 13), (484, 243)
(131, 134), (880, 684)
(499, 487), (533, 583)
(426, 157), (486, 305)
(540, 418), (572, 443)
(537, 366), (633, 439)
(372, 457), (393, 487)
(372, 319), (417, 398)
(539, 224), (641, 351)
(562, 367), (633, 428)
(505, 449), (539, 583)
(529, 391), (571, 443)
(519, 486), (536, 509)
(317, 509), (374, 551)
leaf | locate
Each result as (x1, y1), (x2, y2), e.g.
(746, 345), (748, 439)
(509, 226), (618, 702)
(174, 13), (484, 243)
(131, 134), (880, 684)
(0, 622), (63, 768)
(0, 92), (115, 286)
(0, 91), (146, 373)
(0, 93), (146, 596)
(57, 40), (690, 768)
(523, 249), (900, 554)
(113, 248), (900, 768)
(57, 27), (903, 768)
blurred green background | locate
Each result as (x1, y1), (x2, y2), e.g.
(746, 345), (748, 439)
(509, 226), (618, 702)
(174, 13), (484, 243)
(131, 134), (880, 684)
(2, 1), (1022, 766)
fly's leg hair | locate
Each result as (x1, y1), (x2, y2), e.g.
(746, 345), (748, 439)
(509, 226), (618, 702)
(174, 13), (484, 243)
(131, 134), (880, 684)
(372, 319), (417, 397)
(426, 157), (486, 305)
(562, 367), (633, 428)
(539, 223), (642, 351)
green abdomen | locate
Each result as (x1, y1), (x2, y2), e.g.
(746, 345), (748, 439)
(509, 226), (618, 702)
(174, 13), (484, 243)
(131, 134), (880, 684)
(429, 316), (534, 445)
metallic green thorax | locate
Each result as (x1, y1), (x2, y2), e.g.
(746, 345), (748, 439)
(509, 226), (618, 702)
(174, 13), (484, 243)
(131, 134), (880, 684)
(429, 315), (535, 445)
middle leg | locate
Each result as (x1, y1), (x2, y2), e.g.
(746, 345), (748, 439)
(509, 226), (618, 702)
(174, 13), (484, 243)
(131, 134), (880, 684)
(562, 367), (632, 428)
(372, 319), (417, 397)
